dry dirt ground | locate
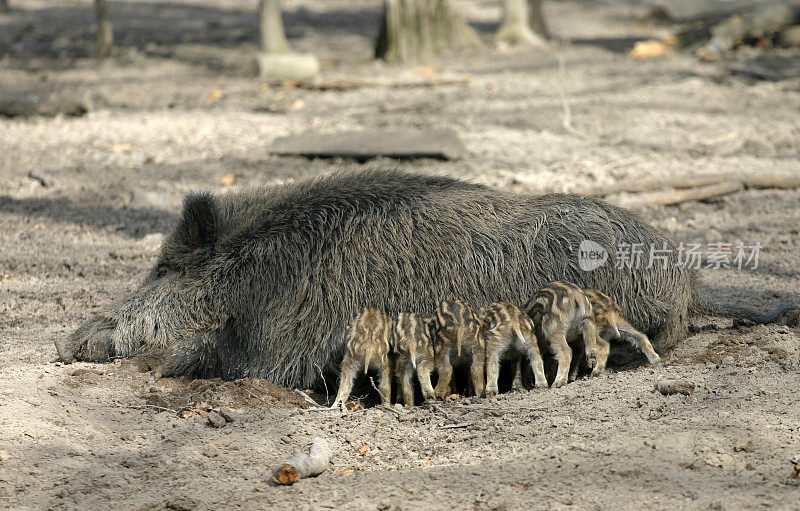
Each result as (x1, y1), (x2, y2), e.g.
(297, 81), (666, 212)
(2, 0), (800, 509)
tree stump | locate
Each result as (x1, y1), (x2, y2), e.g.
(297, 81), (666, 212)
(496, 0), (548, 48)
(254, 0), (319, 80)
(375, 0), (481, 64)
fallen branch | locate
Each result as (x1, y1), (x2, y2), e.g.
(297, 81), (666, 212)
(299, 74), (473, 91)
(294, 389), (323, 408)
(272, 437), (332, 485)
(577, 174), (728, 198)
(114, 402), (178, 414)
(611, 181), (743, 209)
(577, 172), (800, 198)
(439, 422), (472, 430)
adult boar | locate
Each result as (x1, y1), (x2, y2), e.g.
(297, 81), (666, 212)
(56, 170), (783, 388)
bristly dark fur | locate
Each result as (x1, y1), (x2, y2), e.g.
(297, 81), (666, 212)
(58, 169), (780, 387)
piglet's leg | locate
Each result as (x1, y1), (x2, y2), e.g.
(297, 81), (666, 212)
(592, 337), (611, 376)
(470, 345), (486, 398)
(331, 356), (359, 410)
(434, 350), (453, 399)
(621, 323), (661, 365)
(416, 359), (436, 402)
(548, 332), (572, 388)
(484, 331), (503, 397)
(511, 354), (525, 392)
(400, 362), (416, 407)
(377, 356), (392, 406)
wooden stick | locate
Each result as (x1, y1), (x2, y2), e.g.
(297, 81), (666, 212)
(294, 389), (323, 408)
(272, 437), (332, 485)
(299, 75), (473, 91)
(439, 422), (472, 429)
(577, 172), (800, 198)
(610, 181), (743, 209)
(741, 174), (800, 190)
(578, 174), (728, 198)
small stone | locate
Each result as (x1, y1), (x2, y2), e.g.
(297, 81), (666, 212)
(218, 407), (238, 423)
(721, 356), (735, 366)
(207, 411), (226, 428)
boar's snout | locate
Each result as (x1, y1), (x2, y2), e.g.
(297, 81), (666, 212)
(57, 316), (116, 363)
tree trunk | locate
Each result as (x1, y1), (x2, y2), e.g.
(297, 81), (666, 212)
(528, 0), (549, 39)
(258, 0), (290, 53)
(375, 0), (481, 64)
(95, 0), (113, 57)
(1, 0), (10, 13)
(496, 0), (547, 47)
(254, 0), (318, 80)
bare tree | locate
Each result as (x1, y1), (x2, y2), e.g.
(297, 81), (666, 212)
(254, 0), (318, 79)
(496, 0), (547, 47)
(258, 0), (289, 53)
(375, 0), (481, 64)
(95, 0), (113, 57)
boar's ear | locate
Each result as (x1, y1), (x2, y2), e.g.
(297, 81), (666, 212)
(180, 192), (218, 251)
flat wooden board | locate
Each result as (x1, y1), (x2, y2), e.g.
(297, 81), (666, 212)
(268, 129), (467, 160)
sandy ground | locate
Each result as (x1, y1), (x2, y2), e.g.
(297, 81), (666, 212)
(2, 0), (800, 509)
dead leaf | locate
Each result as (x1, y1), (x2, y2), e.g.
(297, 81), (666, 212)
(178, 409), (196, 419)
(112, 143), (132, 154)
(346, 401), (362, 412)
(220, 173), (235, 187)
(334, 468), (356, 475)
(354, 443), (370, 456)
(422, 459), (431, 467)
(206, 89), (224, 105)
(1, 273), (14, 280)
(288, 99), (305, 111)
(446, 393), (460, 401)
(423, 66), (435, 76)
(630, 40), (669, 59)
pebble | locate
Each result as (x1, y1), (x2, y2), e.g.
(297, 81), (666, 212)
(219, 407), (239, 423)
(207, 411), (226, 429)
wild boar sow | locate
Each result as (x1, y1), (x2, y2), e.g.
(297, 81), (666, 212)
(58, 170), (706, 388)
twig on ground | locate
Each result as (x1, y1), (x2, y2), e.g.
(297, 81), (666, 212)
(114, 402), (178, 414)
(576, 172), (800, 199)
(294, 389), (323, 408)
(439, 422), (472, 430)
(299, 75), (473, 91)
(611, 181), (744, 209)
(246, 389), (271, 406)
(428, 402), (459, 423)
